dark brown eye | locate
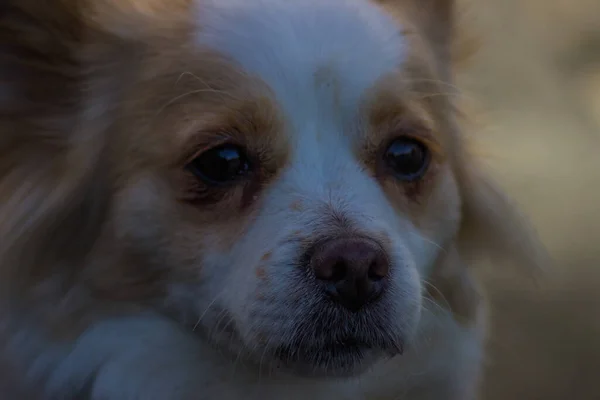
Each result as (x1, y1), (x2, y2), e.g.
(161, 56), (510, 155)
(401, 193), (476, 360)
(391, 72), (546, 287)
(383, 137), (430, 181)
(187, 144), (251, 185)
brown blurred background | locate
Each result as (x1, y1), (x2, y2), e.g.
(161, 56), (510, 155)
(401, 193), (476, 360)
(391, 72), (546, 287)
(457, 0), (600, 398)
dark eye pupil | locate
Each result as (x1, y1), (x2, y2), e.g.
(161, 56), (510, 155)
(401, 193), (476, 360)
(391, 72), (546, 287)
(188, 144), (250, 184)
(384, 138), (429, 181)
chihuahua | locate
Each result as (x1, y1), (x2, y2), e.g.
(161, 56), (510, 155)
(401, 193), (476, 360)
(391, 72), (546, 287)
(0, 0), (546, 399)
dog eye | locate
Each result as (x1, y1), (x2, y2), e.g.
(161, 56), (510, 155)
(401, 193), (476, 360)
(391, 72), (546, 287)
(187, 144), (251, 185)
(383, 137), (430, 181)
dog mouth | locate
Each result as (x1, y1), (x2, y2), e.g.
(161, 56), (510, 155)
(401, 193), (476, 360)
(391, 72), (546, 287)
(272, 335), (404, 377)
(251, 287), (412, 376)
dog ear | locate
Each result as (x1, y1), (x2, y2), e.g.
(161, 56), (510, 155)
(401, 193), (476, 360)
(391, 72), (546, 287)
(82, 0), (193, 41)
(0, 0), (123, 305)
(373, 0), (453, 74)
(454, 154), (550, 273)
(426, 243), (483, 326)
(426, 153), (548, 324)
(373, 0), (478, 78)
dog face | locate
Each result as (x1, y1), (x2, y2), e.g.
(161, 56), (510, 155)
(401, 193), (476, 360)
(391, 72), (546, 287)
(0, 0), (546, 379)
(106, 0), (464, 376)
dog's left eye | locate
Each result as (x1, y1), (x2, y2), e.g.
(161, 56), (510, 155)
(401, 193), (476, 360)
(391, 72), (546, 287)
(383, 137), (430, 181)
(187, 144), (251, 185)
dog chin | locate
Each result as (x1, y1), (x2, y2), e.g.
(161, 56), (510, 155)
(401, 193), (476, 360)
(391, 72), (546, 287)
(270, 340), (400, 378)
(208, 318), (408, 378)
(244, 317), (410, 378)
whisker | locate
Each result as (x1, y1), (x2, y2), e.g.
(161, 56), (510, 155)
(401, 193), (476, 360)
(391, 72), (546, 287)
(421, 293), (450, 317)
(192, 288), (227, 331)
(408, 231), (447, 254)
(257, 335), (274, 384)
(175, 71), (198, 86)
(422, 280), (452, 312)
(207, 308), (231, 339)
(402, 78), (462, 92)
(155, 88), (236, 117)
(228, 321), (248, 381)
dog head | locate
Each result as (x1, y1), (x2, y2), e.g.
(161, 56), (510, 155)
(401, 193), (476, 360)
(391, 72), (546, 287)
(0, 0), (547, 377)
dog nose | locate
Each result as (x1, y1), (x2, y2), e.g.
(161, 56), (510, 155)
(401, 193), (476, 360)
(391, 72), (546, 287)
(310, 237), (390, 311)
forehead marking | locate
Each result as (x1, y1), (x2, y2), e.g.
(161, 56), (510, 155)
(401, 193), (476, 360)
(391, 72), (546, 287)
(194, 0), (407, 128)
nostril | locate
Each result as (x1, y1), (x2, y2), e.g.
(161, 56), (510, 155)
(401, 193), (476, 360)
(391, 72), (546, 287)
(312, 258), (347, 282)
(368, 254), (390, 281)
(367, 260), (384, 281)
(330, 261), (347, 282)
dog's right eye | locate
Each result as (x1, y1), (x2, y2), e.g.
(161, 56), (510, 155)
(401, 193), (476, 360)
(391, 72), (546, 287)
(187, 144), (251, 185)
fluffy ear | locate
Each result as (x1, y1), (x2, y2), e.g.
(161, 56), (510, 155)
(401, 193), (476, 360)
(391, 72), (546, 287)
(455, 156), (550, 273)
(82, 0), (193, 41)
(373, 0), (478, 78)
(427, 243), (483, 325)
(373, 0), (453, 72)
(0, 0), (126, 304)
(425, 150), (548, 324)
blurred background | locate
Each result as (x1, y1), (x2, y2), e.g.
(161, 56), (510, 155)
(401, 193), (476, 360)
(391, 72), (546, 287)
(457, 0), (600, 398)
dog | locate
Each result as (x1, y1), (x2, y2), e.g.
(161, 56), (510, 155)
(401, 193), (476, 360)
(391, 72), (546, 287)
(0, 0), (547, 398)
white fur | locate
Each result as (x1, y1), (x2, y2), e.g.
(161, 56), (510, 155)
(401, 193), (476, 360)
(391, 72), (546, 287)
(2, 0), (484, 398)
(190, 0), (449, 352)
(181, 0), (478, 398)
(196, 0), (405, 108)
(6, 310), (482, 399)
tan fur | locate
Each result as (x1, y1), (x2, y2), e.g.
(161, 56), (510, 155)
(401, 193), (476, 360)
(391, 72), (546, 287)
(0, 0), (547, 399)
